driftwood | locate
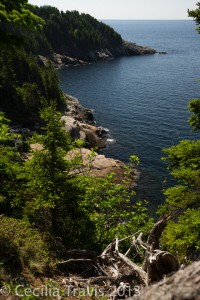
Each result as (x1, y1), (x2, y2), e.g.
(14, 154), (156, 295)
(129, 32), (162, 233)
(57, 216), (180, 298)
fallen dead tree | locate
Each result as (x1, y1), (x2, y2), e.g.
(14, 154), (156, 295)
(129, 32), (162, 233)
(138, 261), (200, 300)
(56, 215), (180, 298)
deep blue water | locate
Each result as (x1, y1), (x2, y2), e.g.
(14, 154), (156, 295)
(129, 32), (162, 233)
(58, 20), (200, 207)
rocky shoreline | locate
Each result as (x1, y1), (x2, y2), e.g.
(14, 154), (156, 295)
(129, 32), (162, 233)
(22, 93), (138, 185)
(38, 40), (156, 69)
(62, 94), (108, 149)
(62, 94), (139, 185)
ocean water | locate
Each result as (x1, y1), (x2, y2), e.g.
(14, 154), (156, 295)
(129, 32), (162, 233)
(58, 20), (200, 207)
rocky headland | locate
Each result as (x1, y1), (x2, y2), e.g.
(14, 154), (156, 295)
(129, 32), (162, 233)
(38, 40), (156, 69)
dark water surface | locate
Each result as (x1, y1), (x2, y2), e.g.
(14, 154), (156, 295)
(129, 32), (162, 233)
(58, 20), (200, 207)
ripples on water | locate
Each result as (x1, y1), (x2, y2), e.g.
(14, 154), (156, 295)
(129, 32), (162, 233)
(58, 20), (200, 208)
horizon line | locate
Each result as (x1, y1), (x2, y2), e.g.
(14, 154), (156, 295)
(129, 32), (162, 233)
(101, 18), (192, 21)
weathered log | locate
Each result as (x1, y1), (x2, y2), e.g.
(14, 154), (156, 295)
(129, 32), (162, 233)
(146, 250), (179, 284)
(99, 236), (148, 286)
(140, 214), (179, 284)
(137, 261), (200, 300)
(125, 233), (147, 258)
(56, 222), (179, 292)
(146, 214), (171, 251)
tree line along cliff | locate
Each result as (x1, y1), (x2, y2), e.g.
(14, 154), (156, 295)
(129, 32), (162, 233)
(30, 6), (123, 56)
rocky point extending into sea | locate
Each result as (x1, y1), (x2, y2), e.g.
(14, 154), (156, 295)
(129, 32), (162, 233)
(38, 40), (156, 69)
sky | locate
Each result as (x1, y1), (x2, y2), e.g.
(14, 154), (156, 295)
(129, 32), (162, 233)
(29, 0), (197, 20)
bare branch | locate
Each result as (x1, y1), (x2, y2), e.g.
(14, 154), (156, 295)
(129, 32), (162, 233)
(57, 258), (93, 265)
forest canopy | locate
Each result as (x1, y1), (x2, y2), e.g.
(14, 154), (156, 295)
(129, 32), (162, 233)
(30, 5), (123, 55)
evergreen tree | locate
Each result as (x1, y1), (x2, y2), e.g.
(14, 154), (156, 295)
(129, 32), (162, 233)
(160, 100), (200, 261)
(159, 3), (200, 262)
(0, 112), (23, 216)
(28, 5), (123, 56)
(0, 0), (45, 44)
(19, 102), (73, 227)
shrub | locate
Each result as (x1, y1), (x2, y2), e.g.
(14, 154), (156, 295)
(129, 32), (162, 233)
(0, 216), (51, 277)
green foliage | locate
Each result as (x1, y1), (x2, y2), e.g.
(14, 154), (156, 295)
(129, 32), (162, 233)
(163, 140), (200, 186)
(188, 99), (200, 131)
(0, 0), (45, 44)
(8, 103), (151, 253)
(160, 100), (200, 260)
(0, 216), (50, 276)
(0, 112), (17, 143)
(0, 0), (45, 49)
(0, 49), (64, 125)
(0, 112), (23, 216)
(0, 0), (152, 280)
(130, 154), (140, 165)
(77, 174), (152, 248)
(9, 103), (92, 252)
(188, 3), (200, 33)
(16, 103), (73, 223)
(160, 138), (200, 213)
(0, 100), (152, 279)
(162, 209), (200, 261)
(0, 0), (64, 126)
(0, 146), (21, 214)
(26, 6), (122, 56)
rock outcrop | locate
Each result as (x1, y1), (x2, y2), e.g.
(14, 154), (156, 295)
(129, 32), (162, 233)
(111, 40), (156, 56)
(60, 95), (138, 185)
(66, 148), (138, 185)
(62, 94), (108, 149)
(38, 40), (156, 69)
(29, 145), (138, 186)
(64, 94), (95, 125)
(30, 94), (138, 186)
